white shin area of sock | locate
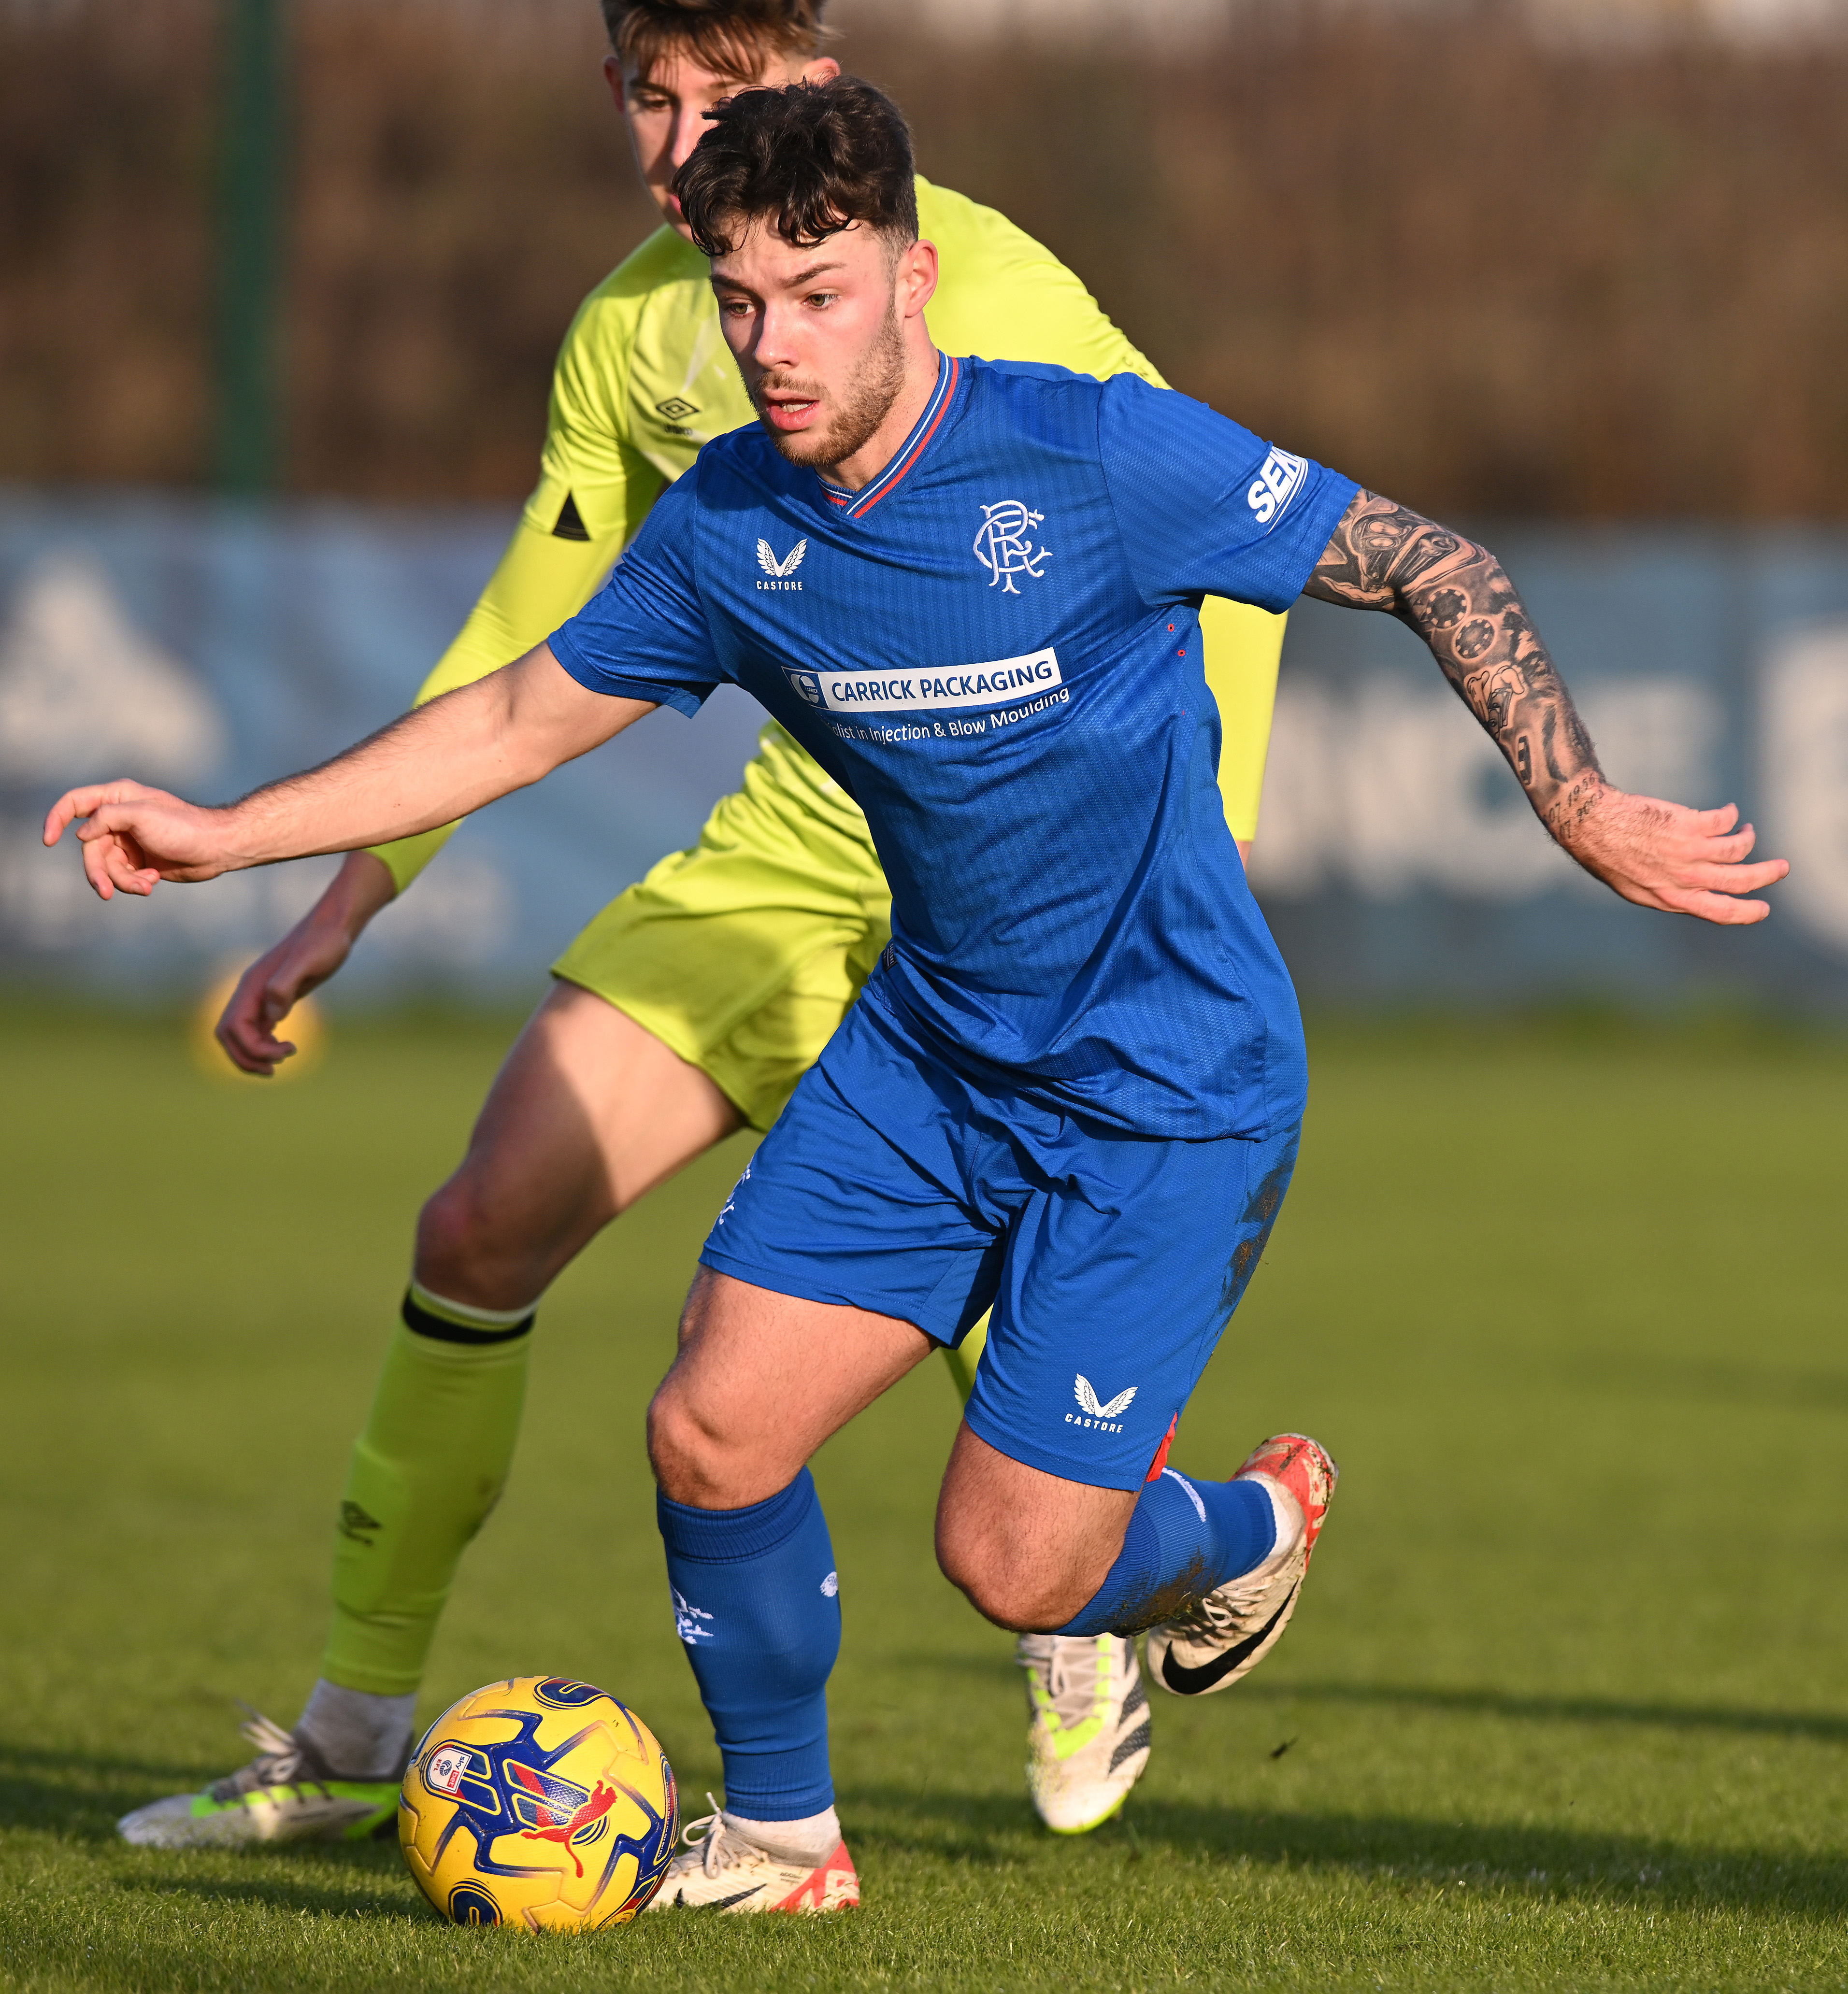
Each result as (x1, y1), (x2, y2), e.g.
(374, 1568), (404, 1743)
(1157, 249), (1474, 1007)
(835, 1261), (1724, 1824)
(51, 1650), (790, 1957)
(407, 1279), (538, 1329)
(297, 1680), (419, 1780)
(722, 1804), (841, 1865)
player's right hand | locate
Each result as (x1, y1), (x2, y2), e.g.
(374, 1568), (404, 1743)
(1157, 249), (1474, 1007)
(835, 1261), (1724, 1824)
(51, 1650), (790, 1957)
(215, 924), (351, 1077)
(215, 853), (399, 1077)
(215, 853), (399, 1076)
(42, 781), (234, 899)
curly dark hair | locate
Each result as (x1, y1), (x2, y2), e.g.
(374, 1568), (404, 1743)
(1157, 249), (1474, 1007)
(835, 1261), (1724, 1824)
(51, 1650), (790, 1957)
(600, 0), (834, 82)
(673, 76), (917, 260)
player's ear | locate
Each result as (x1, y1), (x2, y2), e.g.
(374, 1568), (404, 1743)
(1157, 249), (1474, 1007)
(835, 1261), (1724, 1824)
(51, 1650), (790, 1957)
(898, 237), (938, 321)
(798, 55), (842, 84)
(602, 54), (625, 112)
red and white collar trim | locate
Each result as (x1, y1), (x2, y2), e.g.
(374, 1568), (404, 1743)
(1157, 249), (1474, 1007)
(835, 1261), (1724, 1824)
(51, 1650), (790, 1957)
(817, 352), (960, 520)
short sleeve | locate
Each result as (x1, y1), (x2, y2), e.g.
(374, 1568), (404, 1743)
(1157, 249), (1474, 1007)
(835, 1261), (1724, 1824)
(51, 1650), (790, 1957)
(547, 472), (723, 716)
(520, 255), (673, 550)
(1098, 374), (1358, 616)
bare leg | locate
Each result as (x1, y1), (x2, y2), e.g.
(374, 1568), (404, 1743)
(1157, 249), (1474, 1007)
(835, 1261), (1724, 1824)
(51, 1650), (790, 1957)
(935, 1424), (1138, 1633)
(311, 983), (745, 1715)
(646, 1270), (1136, 1628)
(648, 1268), (936, 1507)
(415, 980), (743, 1312)
(645, 1275), (1178, 1885)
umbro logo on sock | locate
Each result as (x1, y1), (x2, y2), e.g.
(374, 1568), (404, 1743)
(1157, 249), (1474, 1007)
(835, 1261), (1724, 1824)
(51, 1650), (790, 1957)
(338, 1501), (383, 1546)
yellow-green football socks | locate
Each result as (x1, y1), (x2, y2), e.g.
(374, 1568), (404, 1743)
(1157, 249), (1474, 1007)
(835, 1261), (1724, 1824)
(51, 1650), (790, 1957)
(321, 1283), (533, 1697)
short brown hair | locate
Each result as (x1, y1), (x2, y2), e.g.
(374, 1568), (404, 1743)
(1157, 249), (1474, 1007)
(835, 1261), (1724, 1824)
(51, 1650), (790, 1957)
(675, 76), (917, 259)
(601, 0), (834, 84)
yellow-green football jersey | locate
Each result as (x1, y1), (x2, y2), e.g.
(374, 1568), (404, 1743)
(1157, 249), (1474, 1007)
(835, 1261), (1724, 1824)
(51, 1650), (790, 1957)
(370, 179), (1282, 892)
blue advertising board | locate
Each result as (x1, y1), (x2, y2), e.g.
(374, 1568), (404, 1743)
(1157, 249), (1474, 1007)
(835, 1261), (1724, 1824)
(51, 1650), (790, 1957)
(1254, 528), (1848, 1010)
(2, 489), (1845, 1011)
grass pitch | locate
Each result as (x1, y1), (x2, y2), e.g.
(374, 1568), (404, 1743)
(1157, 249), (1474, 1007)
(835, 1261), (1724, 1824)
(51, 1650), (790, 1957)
(3, 1002), (1847, 1992)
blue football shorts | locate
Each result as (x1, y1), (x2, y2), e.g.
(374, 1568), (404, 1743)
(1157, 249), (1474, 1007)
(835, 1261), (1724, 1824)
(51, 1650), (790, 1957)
(698, 989), (1300, 1491)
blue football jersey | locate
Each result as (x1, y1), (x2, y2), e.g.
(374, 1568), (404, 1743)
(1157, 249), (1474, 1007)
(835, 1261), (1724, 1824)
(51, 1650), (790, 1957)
(551, 354), (1357, 1139)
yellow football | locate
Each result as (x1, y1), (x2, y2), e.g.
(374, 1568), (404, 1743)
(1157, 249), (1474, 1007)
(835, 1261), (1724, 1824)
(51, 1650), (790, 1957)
(398, 1676), (678, 1930)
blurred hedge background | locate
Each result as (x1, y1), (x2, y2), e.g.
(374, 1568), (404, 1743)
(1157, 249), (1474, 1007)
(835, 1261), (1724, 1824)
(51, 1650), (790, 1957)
(4, 0), (1848, 518)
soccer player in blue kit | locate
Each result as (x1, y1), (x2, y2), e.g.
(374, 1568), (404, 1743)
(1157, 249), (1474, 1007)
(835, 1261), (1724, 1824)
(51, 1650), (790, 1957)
(49, 78), (1786, 1913)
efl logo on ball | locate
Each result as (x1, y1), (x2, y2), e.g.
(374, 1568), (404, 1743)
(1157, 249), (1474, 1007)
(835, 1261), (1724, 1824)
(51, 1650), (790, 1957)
(398, 1675), (678, 1930)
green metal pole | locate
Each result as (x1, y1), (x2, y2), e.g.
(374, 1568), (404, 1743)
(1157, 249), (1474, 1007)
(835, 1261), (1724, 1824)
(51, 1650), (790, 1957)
(215, 0), (287, 495)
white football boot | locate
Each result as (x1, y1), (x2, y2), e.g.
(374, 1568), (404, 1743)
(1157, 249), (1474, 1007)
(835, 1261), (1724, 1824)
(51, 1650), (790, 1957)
(116, 1708), (402, 1848)
(644, 1797), (860, 1913)
(1017, 1633), (1151, 1833)
(1146, 1433), (1338, 1697)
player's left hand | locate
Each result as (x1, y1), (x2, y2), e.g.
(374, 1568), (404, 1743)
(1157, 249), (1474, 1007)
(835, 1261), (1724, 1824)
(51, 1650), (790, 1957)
(42, 781), (236, 900)
(1558, 786), (1788, 925)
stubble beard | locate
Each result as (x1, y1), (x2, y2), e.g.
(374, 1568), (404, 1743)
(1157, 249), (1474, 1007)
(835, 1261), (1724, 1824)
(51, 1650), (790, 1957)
(756, 301), (906, 475)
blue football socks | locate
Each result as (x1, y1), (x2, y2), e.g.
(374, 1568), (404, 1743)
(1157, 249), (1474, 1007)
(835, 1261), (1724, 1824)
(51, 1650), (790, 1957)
(1056, 1468), (1277, 1637)
(657, 1468), (841, 1822)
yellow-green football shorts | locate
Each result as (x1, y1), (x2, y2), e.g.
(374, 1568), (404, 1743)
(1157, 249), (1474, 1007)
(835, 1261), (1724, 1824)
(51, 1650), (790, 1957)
(553, 725), (890, 1134)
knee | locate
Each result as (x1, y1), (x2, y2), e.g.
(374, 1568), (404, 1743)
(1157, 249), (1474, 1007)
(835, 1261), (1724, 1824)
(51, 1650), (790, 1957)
(415, 1174), (483, 1278)
(647, 1374), (817, 1511)
(414, 1170), (529, 1304)
(646, 1383), (721, 1508)
(935, 1515), (1096, 1634)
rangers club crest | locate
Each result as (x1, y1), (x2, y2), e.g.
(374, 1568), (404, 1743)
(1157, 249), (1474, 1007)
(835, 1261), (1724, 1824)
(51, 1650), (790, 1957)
(973, 500), (1050, 594)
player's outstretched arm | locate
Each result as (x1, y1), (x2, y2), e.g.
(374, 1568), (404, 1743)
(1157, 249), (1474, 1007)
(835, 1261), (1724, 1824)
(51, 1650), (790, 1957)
(43, 645), (652, 906)
(1304, 491), (1790, 926)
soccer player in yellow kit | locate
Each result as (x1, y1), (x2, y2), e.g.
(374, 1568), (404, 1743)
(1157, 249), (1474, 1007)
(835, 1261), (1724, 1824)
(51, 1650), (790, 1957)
(117, 0), (1286, 1855)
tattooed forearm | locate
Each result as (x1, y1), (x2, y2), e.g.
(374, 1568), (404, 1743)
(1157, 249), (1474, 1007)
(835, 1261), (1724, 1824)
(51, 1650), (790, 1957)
(1304, 490), (1604, 847)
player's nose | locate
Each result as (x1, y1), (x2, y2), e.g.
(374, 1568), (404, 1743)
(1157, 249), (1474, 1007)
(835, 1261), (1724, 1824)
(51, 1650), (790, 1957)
(753, 315), (803, 370)
(670, 107), (706, 169)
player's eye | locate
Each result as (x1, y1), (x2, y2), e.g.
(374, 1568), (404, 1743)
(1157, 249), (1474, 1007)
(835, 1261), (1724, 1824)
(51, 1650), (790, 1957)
(804, 291), (839, 310)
